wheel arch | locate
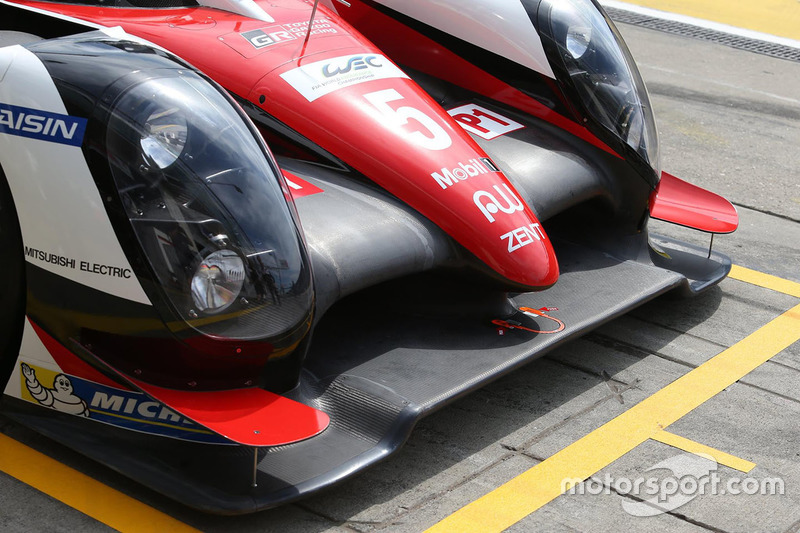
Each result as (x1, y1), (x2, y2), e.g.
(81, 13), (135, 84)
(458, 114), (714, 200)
(0, 162), (27, 395)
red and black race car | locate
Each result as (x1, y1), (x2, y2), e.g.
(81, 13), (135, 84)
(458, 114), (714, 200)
(0, 0), (737, 513)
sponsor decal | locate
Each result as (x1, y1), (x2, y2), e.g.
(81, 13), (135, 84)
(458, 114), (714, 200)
(20, 363), (89, 417)
(284, 175), (324, 199)
(500, 222), (547, 252)
(322, 55), (382, 77)
(431, 158), (495, 189)
(280, 54), (408, 102)
(241, 26), (296, 49)
(224, 19), (337, 56)
(448, 104), (525, 140)
(473, 183), (525, 223)
(19, 362), (229, 444)
(23, 245), (132, 279)
(280, 17), (337, 38)
(0, 102), (87, 147)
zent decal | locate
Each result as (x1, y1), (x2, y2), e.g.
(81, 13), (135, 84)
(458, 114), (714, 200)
(364, 89), (452, 151)
(473, 184), (525, 223)
(448, 104), (525, 140)
(500, 223), (547, 253)
(280, 54), (408, 102)
(0, 102), (87, 147)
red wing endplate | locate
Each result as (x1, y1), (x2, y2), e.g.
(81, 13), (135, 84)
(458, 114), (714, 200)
(650, 172), (739, 234)
(124, 378), (330, 446)
(30, 318), (329, 446)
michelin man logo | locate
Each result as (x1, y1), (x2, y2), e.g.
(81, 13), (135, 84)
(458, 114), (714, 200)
(21, 363), (89, 417)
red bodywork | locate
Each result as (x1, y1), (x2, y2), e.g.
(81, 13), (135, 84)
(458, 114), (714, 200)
(15, 0), (558, 289)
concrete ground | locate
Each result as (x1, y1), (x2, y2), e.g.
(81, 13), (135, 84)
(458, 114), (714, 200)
(2, 11), (799, 533)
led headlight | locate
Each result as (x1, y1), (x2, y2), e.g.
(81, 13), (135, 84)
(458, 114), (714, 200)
(105, 73), (313, 342)
(140, 107), (187, 169)
(538, 0), (660, 181)
(565, 21), (592, 60)
(191, 249), (246, 313)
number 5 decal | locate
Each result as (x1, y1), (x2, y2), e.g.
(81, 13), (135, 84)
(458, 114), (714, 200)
(364, 89), (452, 151)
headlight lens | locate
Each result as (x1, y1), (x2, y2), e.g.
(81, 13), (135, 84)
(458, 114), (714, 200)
(566, 22), (592, 60)
(540, 0), (660, 178)
(191, 249), (245, 313)
(140, 107), (187, 169)
(105, 73), (313, 343)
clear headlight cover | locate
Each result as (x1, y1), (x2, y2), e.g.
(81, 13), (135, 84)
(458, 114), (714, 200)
(540, 0), (660, 177)
(105, 73), (313, 341)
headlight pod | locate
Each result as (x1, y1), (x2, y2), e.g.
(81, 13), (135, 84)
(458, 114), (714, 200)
(105, 73), (313, 343)
(538, 0), (661, 182)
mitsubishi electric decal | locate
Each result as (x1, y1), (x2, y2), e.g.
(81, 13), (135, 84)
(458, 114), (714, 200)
(0, 102), (87, 147)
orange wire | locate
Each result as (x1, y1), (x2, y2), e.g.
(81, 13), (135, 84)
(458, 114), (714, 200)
(492, 306), (565, 334)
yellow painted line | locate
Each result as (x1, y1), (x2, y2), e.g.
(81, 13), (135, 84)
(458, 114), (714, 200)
(616, 0), (800, 41)
(0, 433), (199, 533)
(729, 265), (800, 299)
(427, 302), (800, 533)
(650, 430), (755, 473)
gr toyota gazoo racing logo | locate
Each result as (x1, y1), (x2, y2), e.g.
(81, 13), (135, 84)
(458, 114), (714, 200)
(241, 26), (296, 49)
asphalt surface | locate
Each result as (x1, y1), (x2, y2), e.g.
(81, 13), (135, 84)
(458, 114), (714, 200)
(2, 16), (800, 533)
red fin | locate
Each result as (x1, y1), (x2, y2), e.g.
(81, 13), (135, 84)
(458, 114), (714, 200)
(650, 172), (738, 234)
(127, 377), (330, 446)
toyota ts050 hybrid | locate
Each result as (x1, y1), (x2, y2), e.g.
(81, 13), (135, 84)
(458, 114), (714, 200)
(0, 0), (738, 513)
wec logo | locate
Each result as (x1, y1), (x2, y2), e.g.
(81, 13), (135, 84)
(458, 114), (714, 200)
(322, 55), (382, 77)
(0, 102), (87, 147)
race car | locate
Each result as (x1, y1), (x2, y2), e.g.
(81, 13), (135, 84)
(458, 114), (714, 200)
(0, 0), (738, 513)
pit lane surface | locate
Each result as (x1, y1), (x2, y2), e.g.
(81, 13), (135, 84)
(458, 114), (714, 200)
(2, 3), (800, 532)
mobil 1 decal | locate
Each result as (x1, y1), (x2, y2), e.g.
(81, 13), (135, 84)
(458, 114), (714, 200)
(447, 104), (524, 140)
(18, 362), (229, 444)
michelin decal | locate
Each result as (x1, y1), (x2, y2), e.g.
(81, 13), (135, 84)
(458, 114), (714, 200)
(21, 362), (90, 416)
(19, 362), (229, 444)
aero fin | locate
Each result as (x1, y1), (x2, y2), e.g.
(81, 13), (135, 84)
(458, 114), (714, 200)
(124, 379), (330, 446)
(650, 172), (738, 234)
